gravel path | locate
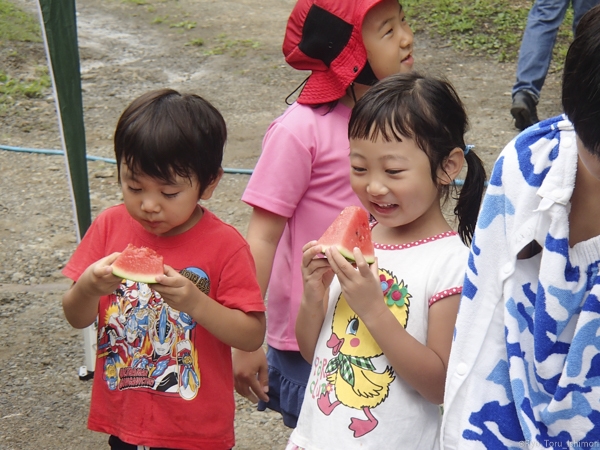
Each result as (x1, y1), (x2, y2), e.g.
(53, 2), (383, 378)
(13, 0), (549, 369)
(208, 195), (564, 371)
(0, 0), (563, 448)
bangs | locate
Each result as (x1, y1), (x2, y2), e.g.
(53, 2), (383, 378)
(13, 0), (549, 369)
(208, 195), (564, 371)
(121, 116), (196, 184)
(348, 73), (464, 158)
(349, 100), (417, 144)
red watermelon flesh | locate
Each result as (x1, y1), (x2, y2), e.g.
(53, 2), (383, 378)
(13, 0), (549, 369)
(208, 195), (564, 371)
(112, 244), (164, 283)
(317, 206), (375, 264)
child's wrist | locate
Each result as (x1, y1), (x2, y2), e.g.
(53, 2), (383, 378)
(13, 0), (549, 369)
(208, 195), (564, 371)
(301, 296), (323, 309)
(183, 288), (208, 322)
(73, 279), (103, 303)
(357, 299), (388, 326)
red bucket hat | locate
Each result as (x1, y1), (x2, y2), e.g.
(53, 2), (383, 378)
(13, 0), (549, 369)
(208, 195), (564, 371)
(283, 0), (385, 105)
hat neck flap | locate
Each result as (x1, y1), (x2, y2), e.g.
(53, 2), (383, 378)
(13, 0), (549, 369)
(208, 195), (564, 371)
(299, 5), (353, 67)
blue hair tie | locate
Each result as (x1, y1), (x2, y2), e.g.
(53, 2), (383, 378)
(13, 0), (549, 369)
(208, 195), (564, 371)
(464, 144), (474, 155)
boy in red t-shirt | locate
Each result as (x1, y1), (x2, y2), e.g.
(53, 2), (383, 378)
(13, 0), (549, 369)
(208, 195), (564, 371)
(62, 89), (265, 450)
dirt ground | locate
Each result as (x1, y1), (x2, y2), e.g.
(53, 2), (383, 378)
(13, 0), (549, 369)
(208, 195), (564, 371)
(0, 0), (564, 448)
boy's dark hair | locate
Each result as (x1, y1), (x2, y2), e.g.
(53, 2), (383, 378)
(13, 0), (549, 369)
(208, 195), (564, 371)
(114, 88), (226, 197)
(348, 72), (487, 244)
(562, 4), (600, 156)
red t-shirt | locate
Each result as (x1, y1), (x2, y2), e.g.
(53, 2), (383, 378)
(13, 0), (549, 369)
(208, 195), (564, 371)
(63, 205), (265, 449)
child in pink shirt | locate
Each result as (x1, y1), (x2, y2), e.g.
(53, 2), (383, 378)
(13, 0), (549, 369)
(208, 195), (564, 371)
(234, 0), (415, 428)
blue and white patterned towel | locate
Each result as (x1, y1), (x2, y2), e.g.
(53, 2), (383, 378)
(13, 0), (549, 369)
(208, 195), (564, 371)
(441, 115), (600, 450)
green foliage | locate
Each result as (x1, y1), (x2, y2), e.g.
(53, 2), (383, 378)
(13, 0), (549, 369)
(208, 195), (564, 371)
(403, 0), (574, 70)
(204, 34), (260, 57)
(0, 66), (51, 103)
(185, 38), (204, 47)
(170, 20), (196, 30)
(0, 0), (41, 42)
(152, 15), (169, 24)
(0, 2), (48, 105)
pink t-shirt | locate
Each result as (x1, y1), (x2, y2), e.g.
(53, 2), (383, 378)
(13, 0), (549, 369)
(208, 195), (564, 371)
(242, 101), (363, 351)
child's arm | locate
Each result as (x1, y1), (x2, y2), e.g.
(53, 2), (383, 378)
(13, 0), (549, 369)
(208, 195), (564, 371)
(233, 207), (287, 403)
(295, 241), (334, 363)
(155, 266), (266, 352)
(326, 247), (458, 405)
(245, 206), (288, 295)
(62, 253), (123, 329)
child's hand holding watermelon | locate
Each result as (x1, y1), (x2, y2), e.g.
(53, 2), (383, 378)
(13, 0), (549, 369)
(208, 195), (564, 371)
(300, 241), (336, 305)
(152, 265), (205, 316)
(324, 245), (384, 322)
(296, 240), (336, 363)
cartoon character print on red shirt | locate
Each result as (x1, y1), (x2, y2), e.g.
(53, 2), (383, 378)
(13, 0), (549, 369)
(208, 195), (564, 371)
(98, 267), (209, 401)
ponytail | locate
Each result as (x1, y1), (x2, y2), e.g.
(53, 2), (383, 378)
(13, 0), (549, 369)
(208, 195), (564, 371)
(454, 149), (487, 245)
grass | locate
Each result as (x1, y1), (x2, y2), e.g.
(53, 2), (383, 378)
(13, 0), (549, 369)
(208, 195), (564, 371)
(403, 0), (575, 71)
(152, 15), (169, 25)
(203, 34), (261, 57)
(0, 0), (579, 106)
(0, 66), (51, 103)
(170, 20), (197, 30)
(0, 0), (41, 42)
(0, 0), (50, 107)
(185, 38), (204, 47)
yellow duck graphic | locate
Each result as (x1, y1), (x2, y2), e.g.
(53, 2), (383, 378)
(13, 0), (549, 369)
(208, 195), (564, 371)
(317, 268), (411, 438)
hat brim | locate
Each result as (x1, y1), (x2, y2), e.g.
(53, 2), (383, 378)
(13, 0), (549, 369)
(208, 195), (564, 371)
(297, 34), (367, 105)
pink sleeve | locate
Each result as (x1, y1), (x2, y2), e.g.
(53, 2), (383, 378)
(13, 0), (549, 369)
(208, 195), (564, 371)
(242, 121), (313, 218)
(427, 239), (469, 307)
(428, 287), (463, 307)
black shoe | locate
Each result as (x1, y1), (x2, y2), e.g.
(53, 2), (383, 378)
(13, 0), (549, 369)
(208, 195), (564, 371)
(510, 91), (539, 131)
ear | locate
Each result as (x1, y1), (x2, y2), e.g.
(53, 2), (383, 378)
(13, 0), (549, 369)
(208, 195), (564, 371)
(200, 168), (223, 200)
(437, 147), (465, 186)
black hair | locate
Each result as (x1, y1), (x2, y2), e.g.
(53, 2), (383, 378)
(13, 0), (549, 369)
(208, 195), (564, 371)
(114, 88), (226, 197)
(562, 4), (600, 156)
(348, 72), (486, 245)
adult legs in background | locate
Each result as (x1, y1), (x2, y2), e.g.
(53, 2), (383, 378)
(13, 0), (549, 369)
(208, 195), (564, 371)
(572, 0), (600, 31)
(513, 0), (569, 101)
(511, 0), (569, 130)
(511, 0), (600, 130)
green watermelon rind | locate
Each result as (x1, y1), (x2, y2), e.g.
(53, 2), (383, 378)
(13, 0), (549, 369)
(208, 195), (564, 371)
(111, 266), (160, 284)
(320, 244), (375, 265)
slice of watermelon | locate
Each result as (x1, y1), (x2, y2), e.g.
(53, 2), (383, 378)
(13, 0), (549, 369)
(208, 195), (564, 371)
(317, 206), (375, 264)
(111, 244), (164, 283)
